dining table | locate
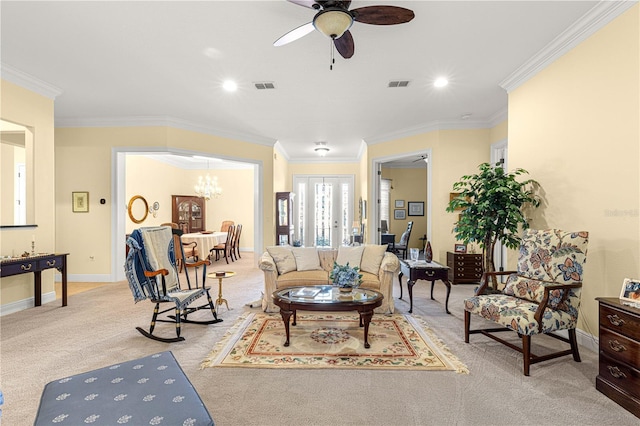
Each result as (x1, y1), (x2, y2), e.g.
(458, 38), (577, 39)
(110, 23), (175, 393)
(181, 231), (228, 260)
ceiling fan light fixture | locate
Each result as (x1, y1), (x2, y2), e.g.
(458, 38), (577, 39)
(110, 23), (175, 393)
(313, 8), (353, 39)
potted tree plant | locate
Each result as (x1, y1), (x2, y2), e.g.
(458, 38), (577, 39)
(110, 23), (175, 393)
(446, 162), (540, 278)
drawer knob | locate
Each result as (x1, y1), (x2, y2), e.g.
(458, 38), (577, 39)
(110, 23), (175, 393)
(606, 314), (626, 327)
(607, 366), (627, 379)
(20, 264), (32, 271)
(47, 260), (56, 267)
(608, 340), (627, 352)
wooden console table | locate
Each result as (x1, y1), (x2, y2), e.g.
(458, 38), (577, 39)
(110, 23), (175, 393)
(0, 253), (69, 307)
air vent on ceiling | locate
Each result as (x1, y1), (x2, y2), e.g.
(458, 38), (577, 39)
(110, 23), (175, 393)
(254, 82), (276, 90)
(388, 80), (410, 88)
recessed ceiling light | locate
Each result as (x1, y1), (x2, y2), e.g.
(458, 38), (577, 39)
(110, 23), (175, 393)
(222, 80), (238, 92)
(434, 77), (448, 88)
(461, 113), (472, 120)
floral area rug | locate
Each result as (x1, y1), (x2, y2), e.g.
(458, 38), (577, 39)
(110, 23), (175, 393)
(201, 312), (468, 372)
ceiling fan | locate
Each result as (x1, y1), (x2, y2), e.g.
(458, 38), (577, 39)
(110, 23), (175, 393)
(274, 0), (415, 60)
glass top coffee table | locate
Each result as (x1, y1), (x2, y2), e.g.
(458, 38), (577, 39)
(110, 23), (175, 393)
(272, 286), (383, 348)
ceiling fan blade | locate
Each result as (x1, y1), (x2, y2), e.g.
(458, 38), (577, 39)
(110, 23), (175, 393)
(351, 6), (415, 25)
(286, 0), (320, 10)
(274, 22), (315, 47)
(334, 30), (354, 59)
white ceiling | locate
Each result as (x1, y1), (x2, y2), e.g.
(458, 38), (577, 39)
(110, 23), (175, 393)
(2, 0), (626, 165)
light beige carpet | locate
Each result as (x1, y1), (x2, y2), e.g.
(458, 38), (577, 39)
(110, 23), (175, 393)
(201, 312), (469, 372)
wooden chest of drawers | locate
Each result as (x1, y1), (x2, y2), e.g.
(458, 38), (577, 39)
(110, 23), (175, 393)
(596, 297), (640, 418)
(446, 252), (483, 284)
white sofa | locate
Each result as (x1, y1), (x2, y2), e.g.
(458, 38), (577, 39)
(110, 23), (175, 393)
(259, 245), (399, 314)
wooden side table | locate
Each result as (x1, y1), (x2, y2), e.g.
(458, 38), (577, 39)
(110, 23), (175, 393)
(398, 259), (451, 314)
(207, 271), (235, 311)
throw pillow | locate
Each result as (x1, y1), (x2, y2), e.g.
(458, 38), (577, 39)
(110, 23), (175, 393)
(292, 247), (322, 271)
(335, 246), (364, 268)
(266, 246), (297, 275)
(360, 244), (388, 274)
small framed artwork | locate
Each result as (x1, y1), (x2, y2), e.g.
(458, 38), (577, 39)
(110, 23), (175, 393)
(620, 278), (640, 303)
(408, 201), (424, 216)
(72, 191), (89, 213)
(395, 200), (405, 208)
(449, 192), (466, 211)
(394, 209), (406, 220)
(454, 243), (467, 253)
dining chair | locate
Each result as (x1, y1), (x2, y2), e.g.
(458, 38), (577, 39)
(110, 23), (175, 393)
(162, 222), (198, 272)
(221, 220), (234, 233)
(212, 225), (235, 264)
(232, 224), (242, 260)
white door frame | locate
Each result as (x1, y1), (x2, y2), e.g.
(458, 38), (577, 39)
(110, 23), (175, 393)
(111, 147), (263, 282)
(371, 149), (432, 243)
(292, 174), (355, 247)
(491, 139), (508, 272)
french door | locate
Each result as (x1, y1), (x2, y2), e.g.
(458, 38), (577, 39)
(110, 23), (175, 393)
(292, 175), (355, 247)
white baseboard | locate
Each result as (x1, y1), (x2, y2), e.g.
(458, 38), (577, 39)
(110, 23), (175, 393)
(576, 327), (598, 353)
(0, 291), (56, 316)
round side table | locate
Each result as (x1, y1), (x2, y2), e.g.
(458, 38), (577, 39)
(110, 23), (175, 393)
(207, 271), (235, 311)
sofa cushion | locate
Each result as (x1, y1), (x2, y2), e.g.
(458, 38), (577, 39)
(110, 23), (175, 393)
(275, 270), (329, 288)
(266, 246), (296, 275)
(360, 244), (387, 275)
(292, 247), (322, 271)
(335, 246), (364, 268)
(360, 271), (381, 290)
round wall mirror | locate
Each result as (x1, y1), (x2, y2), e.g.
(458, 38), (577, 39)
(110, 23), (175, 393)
(128, 195), (149, 224)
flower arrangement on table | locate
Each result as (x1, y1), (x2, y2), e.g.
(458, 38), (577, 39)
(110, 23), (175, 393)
(330, 262), (363, 290)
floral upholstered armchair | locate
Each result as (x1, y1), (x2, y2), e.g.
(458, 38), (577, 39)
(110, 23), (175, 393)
(464, 229), (589, 376)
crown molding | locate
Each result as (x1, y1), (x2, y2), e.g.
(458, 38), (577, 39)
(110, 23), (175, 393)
(56, 115), (276, 147)
(500, 0), (637, 93)
(365, 118), (496, 146)
(0, 63), (62, 99)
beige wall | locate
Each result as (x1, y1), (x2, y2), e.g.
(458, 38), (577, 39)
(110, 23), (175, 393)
(1, 79), (56, 308)
(125, 156), (254, 246)
(368, 129), (493, 264)
(508, 5), (639, 335)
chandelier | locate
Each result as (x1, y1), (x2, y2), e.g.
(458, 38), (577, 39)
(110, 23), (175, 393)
(194, 174), (222, 200)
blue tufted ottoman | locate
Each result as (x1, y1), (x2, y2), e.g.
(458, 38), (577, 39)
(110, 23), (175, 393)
(34, 351), (213, 425)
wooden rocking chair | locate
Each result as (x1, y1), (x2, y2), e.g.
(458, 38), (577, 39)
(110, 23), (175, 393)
(125, 226), (222, 343)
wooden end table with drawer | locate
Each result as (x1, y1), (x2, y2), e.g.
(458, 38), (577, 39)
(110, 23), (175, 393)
(398, 259), (451, 314)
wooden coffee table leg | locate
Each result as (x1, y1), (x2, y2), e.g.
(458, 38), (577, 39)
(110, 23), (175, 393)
(279, 308), (293, 346)
(360, 310), (374, 349)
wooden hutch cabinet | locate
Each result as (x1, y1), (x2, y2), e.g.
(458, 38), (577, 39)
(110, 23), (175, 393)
(595, 297), (640, 418)
(171, 195), (205, 233)
(275, 192), (294, 245)
(446, 252), (483, 284)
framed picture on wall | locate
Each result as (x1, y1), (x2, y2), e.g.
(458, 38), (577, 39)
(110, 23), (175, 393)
(408, 201), (424, 216)
(72, 191), (89, 213)
(394, 209), (406, 220)
(395, 200), (405, 208)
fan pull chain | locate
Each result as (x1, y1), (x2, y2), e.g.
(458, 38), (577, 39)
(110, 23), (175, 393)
(330, 40), (335, 71)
